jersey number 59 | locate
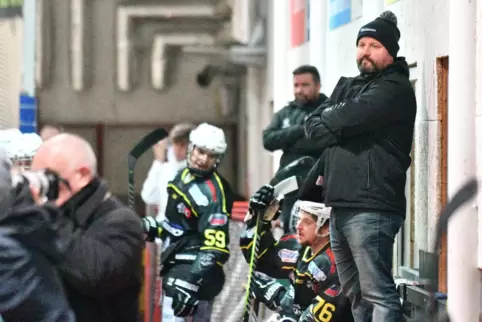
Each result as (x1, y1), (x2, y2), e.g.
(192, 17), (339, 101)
(204, 229), (226, 248)
(311, 296), (336, 322)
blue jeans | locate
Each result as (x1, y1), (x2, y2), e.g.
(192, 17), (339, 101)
(330, 209), (403, 322)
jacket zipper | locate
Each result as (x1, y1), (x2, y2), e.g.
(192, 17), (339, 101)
(367, 154), (371, 189)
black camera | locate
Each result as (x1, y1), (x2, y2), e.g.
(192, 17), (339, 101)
(12, 170), (61, 201)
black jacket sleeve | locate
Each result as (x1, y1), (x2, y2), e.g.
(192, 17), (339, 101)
(320, 79), (415, 138)
(284, 136), (325, 155)
(263, 107), (305, 151)
(52, 205), (144, 297)
(304, 103), (341, 149)
(297, 152), (326, 202)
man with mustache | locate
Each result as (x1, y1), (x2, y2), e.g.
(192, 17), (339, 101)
(304, 11), (417, 322)
(263, 65), (328, 234)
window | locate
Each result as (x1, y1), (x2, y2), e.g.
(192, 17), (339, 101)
(393, 63), (420, 276)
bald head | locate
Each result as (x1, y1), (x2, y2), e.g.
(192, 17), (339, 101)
(35, 133), (97, 174)
(32, 133), (98, 205)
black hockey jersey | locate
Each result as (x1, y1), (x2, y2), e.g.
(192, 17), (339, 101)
(240, 228), (353, 321)
(157, 167), (231, 278)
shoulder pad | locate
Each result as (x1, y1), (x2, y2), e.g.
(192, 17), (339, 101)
(308, 249), (336, 281)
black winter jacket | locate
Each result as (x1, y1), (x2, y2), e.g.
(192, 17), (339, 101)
(305, 58), (417, 216)
(51, 179), (143, 322)
(263, 94), (328, 170)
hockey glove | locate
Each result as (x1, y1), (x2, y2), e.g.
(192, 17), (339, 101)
(246, 185), (282, 229)
(250, 184), (275, 211)
(141, 216), (159, 242)
(169, 276), (202, 317)
(252, 271), (286, 311)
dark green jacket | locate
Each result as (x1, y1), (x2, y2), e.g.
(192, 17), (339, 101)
(263, 94), (328, 171)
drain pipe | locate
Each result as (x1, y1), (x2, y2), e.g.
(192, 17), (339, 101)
(477, 0), (482, 275)
(151, 34), (215, 91)
(116, 4), (218, 92)
(70, 0), (86, 92)
(35, 0), (52, 89)
(446, 0), (478, 320)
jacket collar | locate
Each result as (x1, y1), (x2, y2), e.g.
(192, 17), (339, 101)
(61, 178), (111, 228)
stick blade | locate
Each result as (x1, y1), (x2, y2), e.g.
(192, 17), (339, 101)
(129, 128), (169, 159)
(128, 128), (168, 170)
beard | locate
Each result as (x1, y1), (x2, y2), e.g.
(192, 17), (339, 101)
(294, 94), (317, 107)
(357, 57), (379, 74)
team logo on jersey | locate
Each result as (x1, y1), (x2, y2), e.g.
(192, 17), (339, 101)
(189, 184), (209, 206)
(282, 118), (291, 129)
(208, 213), (228, 226)
(177, 203), (192, 218)
(323, 284), (341, 298)
(278, 249), (299, 263)
(199, 253), (216, 268)
(308, 262), (327, 281)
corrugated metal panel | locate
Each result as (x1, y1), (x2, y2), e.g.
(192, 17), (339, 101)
(0, 19), (22, 129)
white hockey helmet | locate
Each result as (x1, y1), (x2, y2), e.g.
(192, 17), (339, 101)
(0, 129), (43, 170)
(187, 123), (227, 175)
(290, 200), (331, 237)
(189, 123), (227, 155)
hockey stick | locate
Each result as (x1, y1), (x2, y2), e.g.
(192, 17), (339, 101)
(269, 156), (315, 186)
(243, 176), (300, 322)
(127, 128), (168, 210)
(423, 178), (478, 322)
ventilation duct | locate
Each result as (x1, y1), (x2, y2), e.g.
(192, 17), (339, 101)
(116, 4), (221, 92)
(151, 34), (215, 91)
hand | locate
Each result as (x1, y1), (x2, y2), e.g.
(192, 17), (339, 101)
(29, 185), (47, 205)
(251, 271), (285, 310)
(249, 184), (275, 212)
(170, 276), (202, 317)
(152, 138), (168, 161)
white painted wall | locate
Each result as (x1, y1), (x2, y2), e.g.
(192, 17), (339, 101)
(0, 19), (22, 129)
(269, 0), (451, 270)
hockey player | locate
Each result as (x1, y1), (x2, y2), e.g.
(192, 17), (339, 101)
(143, 123), (232, 320)
(240, 184), (353, 322)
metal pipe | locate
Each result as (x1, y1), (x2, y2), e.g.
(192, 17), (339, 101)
(70, 0), (85, 92)
(271, 0), (289, 174)
(447, 0), (478, 320)
(475, 0), (482, 271)
(35, 0), (46, 89)
(308, 0), (327, 89)
(116, 4), (218, 92)
(151, 34), (214, 91)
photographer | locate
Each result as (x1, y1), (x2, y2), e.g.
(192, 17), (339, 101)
(26, 133), (144, 322)
(0, 132), (75, 322)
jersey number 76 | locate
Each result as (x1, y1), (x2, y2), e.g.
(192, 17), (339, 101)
(310, 295), (336, 322)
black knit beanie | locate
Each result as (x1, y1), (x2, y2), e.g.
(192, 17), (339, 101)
(356, 11), (400, 58)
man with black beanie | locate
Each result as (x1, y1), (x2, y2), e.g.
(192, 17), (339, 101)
(304, 11), (417, 322)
